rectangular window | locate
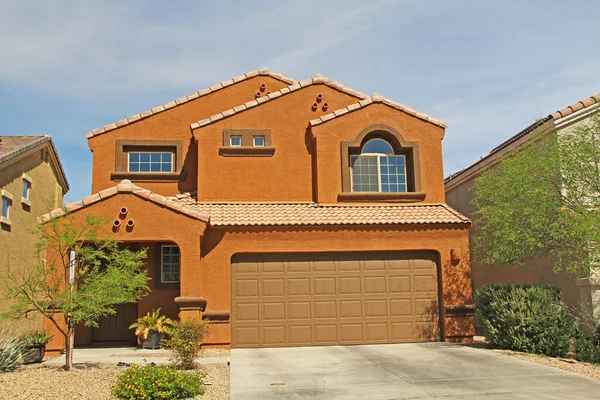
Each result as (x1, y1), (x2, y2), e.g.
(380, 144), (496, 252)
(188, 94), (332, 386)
(253, 136), (265, 147)
(230, 136), (242, 147)
(161, 245), (180, 283)
(22, 179), (31, 200)
(2, 197), (9, 218)
(128, 152), (173, 173)
(350, 155), (407, 193)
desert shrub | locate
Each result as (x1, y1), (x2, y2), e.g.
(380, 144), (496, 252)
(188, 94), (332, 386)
(0, 329), (25, 372)
(111, 363), (204, 399)
(574, 329), (600, 364)
(19, 330), (53, 345)
(162, 318), (209, 370)
(475, 283), (573, 357)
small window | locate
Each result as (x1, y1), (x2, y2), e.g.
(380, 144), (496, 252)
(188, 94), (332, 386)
(128, 152), (173, 173)
(230, 136), (242, 147)
(253, 136), (265, 147)
(161, 245), (180, 283)
(22, 179), (31, 201)
(2, 196), (10, 219)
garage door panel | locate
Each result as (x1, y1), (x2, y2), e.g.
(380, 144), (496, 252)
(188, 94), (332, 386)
(231, 251), (439, 348)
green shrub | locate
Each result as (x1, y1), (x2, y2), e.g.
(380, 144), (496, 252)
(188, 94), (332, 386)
(0, 329), (25, 372)
(162, 319), (209, 370)
(475, 283), (573, 357)
(111, 363), (204, 399)
(19, 330), (53, 345)
(574, 328), (600, 364)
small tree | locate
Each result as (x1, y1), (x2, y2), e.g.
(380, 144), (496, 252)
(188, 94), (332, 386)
(1, 212), (150, 370)
(472, 113), (600, 277)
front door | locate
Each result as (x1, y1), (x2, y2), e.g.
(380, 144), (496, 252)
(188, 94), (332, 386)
(92, 303), (138, 343)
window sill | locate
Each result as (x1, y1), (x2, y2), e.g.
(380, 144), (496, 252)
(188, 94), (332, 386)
(110, 171), (187, 182)
(21, 197), (31, 208)
(337, 191), (427, 203)
(219, 146), (275, 157)
(0, 216), (12, 226)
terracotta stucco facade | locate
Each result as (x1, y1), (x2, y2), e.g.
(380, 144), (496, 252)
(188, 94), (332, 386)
(44, 69), (474, 352)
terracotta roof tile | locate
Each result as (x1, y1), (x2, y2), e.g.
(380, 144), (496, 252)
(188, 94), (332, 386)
(445, 91), (600, 184)
(190, 75), (369, 130)
(165, 193), (469, 227)
(85, 68), (297, 139)
(308, 95), (448, 129)
(39, 180), (210, 224)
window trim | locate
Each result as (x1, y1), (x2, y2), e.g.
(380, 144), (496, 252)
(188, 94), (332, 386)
(253, 136), (265, 147)
(220, 129), (275, 157)
(339, 124), (424, 202)
(160, 244), (180, 284)
(1, 190), (13, 226)
(112, 140), (185, 182)
(21, 173), (32, 207)
(230, 136), (242, 147)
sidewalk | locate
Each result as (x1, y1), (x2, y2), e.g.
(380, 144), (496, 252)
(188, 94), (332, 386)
(44, 347), (229, 366)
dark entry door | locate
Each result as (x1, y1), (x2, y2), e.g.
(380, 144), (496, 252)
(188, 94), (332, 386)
(92, 303), (138, 343)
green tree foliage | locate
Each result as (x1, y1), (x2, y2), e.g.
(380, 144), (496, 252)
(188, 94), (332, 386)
(1, 213), (150, 370)
(472, 113), (600, 276)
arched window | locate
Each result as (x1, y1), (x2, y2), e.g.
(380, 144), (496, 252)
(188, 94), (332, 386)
(350, 138), (407, 193)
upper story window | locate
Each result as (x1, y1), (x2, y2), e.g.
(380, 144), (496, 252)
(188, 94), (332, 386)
(1, 190), (13, 226)
(253, 136), (265, 147)
(128, 152), (173, 173)
(21, 173), (32, 208)
(350, 139), (407, 193)
(230, 136), (242, 147)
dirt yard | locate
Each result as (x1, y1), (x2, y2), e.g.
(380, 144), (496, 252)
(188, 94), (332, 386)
(0, 362), (229, 400)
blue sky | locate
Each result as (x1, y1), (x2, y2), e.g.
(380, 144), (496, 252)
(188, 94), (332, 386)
(1, 0), (599, 202)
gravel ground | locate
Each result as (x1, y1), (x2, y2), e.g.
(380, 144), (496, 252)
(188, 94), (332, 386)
(492, 349), (600, 380)
(1, 361), (229, 399)
(110, 348), (230, 359)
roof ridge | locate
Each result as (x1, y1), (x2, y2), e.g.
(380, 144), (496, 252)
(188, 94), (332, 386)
(85, 67), (297, 139)
(39, 180), (209, 224)
(190, 74), (369, 130)
(551, 92), (600, 120)
(309, 94), (448, 129)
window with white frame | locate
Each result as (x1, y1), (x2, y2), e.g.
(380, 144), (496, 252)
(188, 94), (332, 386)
(253, 136), (265, 147)
(350, 139), (407, 193)
(161, 245), (180, 283)
(230, 136), (242, 147)
(128, 152), (173, 173)
(1, 190), (12, 222)
(22, 174), (32, 204)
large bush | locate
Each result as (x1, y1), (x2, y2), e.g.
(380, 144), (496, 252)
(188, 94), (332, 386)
(162, 318), (209, 370)
(475, 283), (573, 357)
(111, 363), (204, 399)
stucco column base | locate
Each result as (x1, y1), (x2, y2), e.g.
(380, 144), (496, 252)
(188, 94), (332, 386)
(175, 296), (207, 323)
(577, 277), (600, 333)
(444, 304), (475, 343)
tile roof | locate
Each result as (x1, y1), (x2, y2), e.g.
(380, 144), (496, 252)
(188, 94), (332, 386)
(309, 94), (448, 129)
(0, 135), (69, 191)
(445, 92), (600, 185)
(85, 67), (297, 139)
(190, 74), (368, 130)
(38, 180), (209, 224)
(167, 193), (470, 227)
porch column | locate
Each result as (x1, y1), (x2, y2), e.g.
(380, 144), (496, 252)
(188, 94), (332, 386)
(174, 233), (206, 321)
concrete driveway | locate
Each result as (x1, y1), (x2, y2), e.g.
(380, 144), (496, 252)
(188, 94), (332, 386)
(230, 343), (600, 399)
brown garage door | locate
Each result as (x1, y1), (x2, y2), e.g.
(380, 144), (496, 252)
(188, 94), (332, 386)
(231, 251), (440, 348)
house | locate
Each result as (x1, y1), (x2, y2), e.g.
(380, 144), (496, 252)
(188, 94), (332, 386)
(445, 93), (600, 323)
(41, 68), (474, 351)
(0, 135), (69, 332)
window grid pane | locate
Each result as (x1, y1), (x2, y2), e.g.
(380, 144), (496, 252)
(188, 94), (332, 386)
(253, 136), (265, 147)
(128, 152), (173, 173)
(380, 155), (407, 193)
(2, 198), (9, 218)
(351, 155), (380, 192)
(162, 246), (180, 282)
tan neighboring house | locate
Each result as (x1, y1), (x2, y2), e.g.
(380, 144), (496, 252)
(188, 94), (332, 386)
(445, 93), (600, 321)
(0, 135), (69, 331)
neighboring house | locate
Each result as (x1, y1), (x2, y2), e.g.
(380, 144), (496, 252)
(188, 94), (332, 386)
(445, 93), (600, 321)
(0, 135), (69, 332)
(41, 68), (474, 352)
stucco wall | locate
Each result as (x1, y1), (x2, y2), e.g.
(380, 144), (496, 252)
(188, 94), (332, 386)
(312, 103), (446, 204)
(446, 171), (580, 312)
(88, 76), (289, 196)
(194, 84), (360, 202)
(199, 224), (473, 345)
(0, 148), (64, 333)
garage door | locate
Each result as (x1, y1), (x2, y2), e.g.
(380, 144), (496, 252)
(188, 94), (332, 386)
(231, 251), (440, 348)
